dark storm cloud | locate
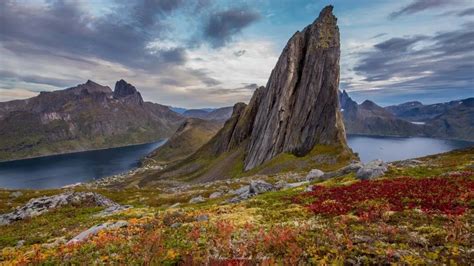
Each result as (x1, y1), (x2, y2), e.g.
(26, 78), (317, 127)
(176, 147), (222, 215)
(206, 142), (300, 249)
(458, 7), (474, 16)
(204, 7), (260, 48)
(0, 0), (188, 71)
(389, 0), (459, 19)
(353, 24), (474, 92)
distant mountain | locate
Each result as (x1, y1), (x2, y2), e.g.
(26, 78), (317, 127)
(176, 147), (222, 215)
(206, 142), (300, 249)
(143, 118), (223, 166)
(339, 90), (424, 137)
(0, 80), (184, 161)
(183, 106), (233, 122)
(386, 98), (474, 141)
(340, 90), (474, 141)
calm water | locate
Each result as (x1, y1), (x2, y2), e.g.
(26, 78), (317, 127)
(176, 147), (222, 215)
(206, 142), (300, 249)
(0, 140), (166, 189)
(0, 137), (472, 189)
(347, 135), (473, 163)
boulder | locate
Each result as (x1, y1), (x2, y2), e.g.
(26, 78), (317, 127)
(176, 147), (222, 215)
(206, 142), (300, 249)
(189, 195), (205, 204)
(67, 220), (128, 244)
(356, 159), (388, 180)
(306, 169), (324, 180)
(249, 180), (274, 194)
(0, 192), (122, 226)
(9, 191), (23, 199)
(196, 214), (209, 222)
(209, 191), (223, 199)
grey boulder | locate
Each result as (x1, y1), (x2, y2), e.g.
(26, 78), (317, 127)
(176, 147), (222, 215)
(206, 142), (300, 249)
(356, 159), (388, 180)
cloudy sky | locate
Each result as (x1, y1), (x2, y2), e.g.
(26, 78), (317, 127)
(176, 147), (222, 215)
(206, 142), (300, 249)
(0, 0), (473, 108)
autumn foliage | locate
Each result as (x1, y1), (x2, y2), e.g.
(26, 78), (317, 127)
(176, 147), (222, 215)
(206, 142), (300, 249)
(296, 172), (474, 217)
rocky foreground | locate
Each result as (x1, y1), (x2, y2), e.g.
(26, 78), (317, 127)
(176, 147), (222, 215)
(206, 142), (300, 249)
(0, 147), (472, 264)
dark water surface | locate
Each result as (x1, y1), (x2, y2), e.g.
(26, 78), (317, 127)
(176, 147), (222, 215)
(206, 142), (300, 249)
(347, 135), (473, 163)
(0, 140), (166, 189)
(0, 137), (472, 189)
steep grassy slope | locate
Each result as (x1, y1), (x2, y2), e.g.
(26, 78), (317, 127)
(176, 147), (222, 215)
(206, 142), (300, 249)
(143, 118), (223, 166)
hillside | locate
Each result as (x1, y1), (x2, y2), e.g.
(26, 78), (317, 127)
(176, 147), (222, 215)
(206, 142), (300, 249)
(183, 107), (233, 122)
(1, 146), (472, 264)
(0, 80), (184, 161)
(143, 118), (223, 166)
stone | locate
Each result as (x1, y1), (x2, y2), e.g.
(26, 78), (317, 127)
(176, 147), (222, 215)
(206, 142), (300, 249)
(16, 240), (25, 248)
(229, 185), (250, 195)
(196, 214), (209, 222)
(170, 222), (182, 228)
(284, 181), (309, 189)
(168, 202), (181, 209)
(9, 191), (23, 198)
(189, 195), (205, 204)
(93, 205), (131, 217)
(306, 169), (324, 180)
(209, 191), (223, 199)
(0, 192), (123, 226)
(356, 159), (388, 180)
(249, 180), (274, 194)
(67, 220), (128, 244)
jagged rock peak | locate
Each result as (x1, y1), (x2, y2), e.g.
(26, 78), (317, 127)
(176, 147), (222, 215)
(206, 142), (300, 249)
(113, 79), (143, 105)
(244, 5), (347, 170)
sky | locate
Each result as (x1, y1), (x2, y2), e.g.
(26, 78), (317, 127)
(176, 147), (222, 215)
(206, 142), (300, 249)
(0, 0), (473, 108)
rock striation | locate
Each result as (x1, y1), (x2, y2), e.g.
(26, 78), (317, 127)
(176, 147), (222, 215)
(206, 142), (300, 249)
(245, 6), (346, 170)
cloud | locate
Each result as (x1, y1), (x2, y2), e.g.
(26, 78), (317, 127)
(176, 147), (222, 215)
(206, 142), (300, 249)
(389, 0), (460, 19)
(349, 23), (474, 95)
(0, 0), (189, 71)
(203, 7), (260, 48)
(458, 7), (474, 16)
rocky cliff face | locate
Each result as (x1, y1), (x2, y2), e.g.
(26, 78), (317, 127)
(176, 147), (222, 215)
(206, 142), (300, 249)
(140, 6), (353, 183)
(0, 80), (183, 161)
(244, 6), (346, 170)
(113, 79), (144, 105)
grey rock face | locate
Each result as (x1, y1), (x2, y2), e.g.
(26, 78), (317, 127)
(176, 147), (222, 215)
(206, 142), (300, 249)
(356, 159), (388, 180)
(306, 169), (325, 180)
(244, 6), (347, 170)
(0, 192), (121, 225)
(209, 191), (223, 199)
(189, 195), (205, 204)
(113, 79), (143, 105)
(249, 180), (274, 194)
(67, 220), (128, 244)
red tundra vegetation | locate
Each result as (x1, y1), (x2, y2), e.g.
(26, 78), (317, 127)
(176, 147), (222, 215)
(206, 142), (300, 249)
(295, 171), (474, 218)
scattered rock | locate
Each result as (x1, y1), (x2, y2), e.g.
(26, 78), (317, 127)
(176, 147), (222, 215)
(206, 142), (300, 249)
(189, 195), (205, 204)
(67, 220), (129, 244)
(356, 159), (388, 180)
(228, 185), (250, 195)
(284, 181), (309, 189)
(227, 180), (275, 203)
(306, 169), (324, 180)
(9, 191), (23, 199)
(0, 192), (122, 226)
(94, 205), (131, 217)
(168, 203), (181, 209)
(196, 214), (209, 222)
(16, 240), (25, 248)
(209, 191), (223, 199)
(249, 180), (274, 194)
(274, 180), (288, 190)
(42, 237), (67, 249)
(170, 222), (182, 228)
(305, 185), (314, 192)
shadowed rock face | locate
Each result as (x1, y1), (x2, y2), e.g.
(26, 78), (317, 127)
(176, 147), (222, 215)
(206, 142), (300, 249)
(244, 5), (346, 170)
(113, 79), (144, 105)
